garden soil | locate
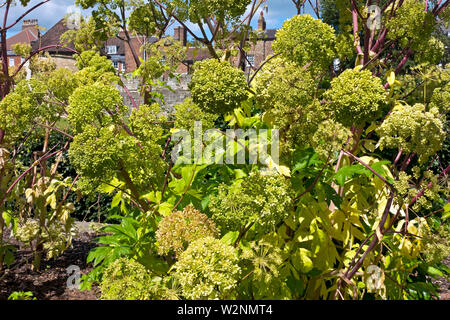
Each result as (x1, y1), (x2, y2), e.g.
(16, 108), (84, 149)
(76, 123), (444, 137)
(0, 222), (101, 300)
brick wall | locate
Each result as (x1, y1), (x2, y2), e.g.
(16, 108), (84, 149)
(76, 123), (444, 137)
(124, 37), (143, 73)
(246, 39), (274, 72)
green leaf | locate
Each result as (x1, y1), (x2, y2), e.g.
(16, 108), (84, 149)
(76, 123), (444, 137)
(199, 196), (211, 211)
(292, 248), (313, 273)
(427, 266), (444, 278)
(292, 148), (319, 174)
(442, 203), (450, 220)
(365, 123), (379, 135)
(158, 202), (173, 217)
(286, 274), (305, 297)
(120, 218), (138, 240)
(87, 246), (113, 267)
(334, 164), (370, 186)
(111, 192), (122, 208)
(233, 108), (245, 127)
(241, 99), (253, 116)
(136, 254), (169, 275)
(234, 169), (247, 179)
(96, 235), (125, 247)
(323, 183), (342, 209)
(221, 231), (239, 246)
(370, 160), (391, 177)
(387, 70), (395, 86)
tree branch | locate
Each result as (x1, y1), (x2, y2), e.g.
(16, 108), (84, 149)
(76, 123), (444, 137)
(2, 0), (49, 31)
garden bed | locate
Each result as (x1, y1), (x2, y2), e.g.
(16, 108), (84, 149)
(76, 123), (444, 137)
(1, 221), (449, 300)
(0, 222), (102, 300)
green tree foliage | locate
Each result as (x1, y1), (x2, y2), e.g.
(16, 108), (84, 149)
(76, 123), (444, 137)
(162, 0), (251, 24)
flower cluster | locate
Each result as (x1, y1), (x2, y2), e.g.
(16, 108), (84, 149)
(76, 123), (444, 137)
(74, 50), (119, 85)
(172, 237), (241, 299)
(415, 36), (444, 65)
(156, 204), (219, 257)
(0, 79), (48, 145)
(377, 104), (445, 163)
(100, 258), (157, 300)
(189, 59), (248, 115)
(430, 82), (450, 113)
(252, 56), (316, 110)
(311, 119), (351, 160)
(324, 68), (386, 128)
(67, 82), (125, 132)
(68, 54), (166, 192)
(42, 221), (74, 260)
(393, 171), (411, 196)
(241, 240), (283, 284)
(422, 225), (450, 265)
(209, 171), (293, 232)
(68, 126), (121, 184)
(385, 0), (434, 51)
(273, 14), (336, 74)
(174, 97), (217, 132)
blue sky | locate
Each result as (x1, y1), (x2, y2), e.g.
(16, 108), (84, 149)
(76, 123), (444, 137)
(3, 0), (316, 38)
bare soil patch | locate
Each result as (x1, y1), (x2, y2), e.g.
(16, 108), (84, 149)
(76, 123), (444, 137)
(0, 222), (102, 300)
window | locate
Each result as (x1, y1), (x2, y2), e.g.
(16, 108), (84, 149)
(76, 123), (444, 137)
(106, 46), (117, 54)
(246, 54), (255, 67)
(113, 61), (119, 70)
(9, 57), (15, 67)
(333, 58), (341, 71)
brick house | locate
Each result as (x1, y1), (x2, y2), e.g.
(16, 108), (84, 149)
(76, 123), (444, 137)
(31, 19), (126, 72)
(243, 11), (276, 73)
(122, 33), (158, 72)
(13, 12), (276, 76)
(103, 37), (126, 72)
(122, 11), (276, 74)
(31, 18), (77, 71)
(6, 19), (40, 68)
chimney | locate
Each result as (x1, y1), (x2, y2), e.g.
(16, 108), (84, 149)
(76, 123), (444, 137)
(174, 26), (187, 46)
(258, 11), (266, 31)
(22, 19), (38, 31)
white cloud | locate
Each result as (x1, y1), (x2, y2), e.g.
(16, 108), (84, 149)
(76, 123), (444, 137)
(3, 0), (91, 37)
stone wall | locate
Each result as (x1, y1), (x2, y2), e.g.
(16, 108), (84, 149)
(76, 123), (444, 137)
(52, 55), (78, 71)
(118, 74), (192, 112)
